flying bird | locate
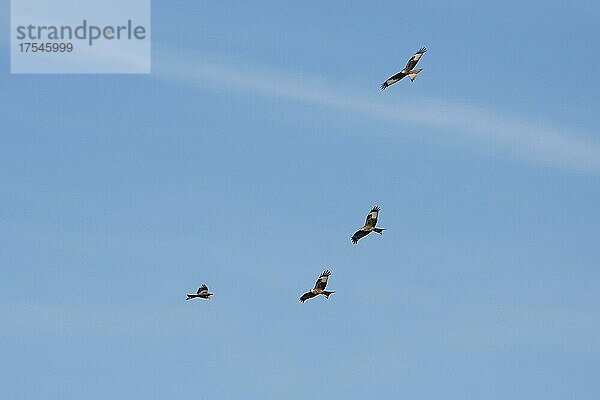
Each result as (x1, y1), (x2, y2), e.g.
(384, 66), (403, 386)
(299, 270), (335, 303)
(381, 47), (427, 89)
(351, 205), (386, 244)
(186, 284), (213, 300)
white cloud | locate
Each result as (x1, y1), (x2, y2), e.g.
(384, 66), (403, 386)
(153, 45), (600, 175)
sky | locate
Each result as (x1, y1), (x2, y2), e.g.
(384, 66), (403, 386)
(1, 1), (600, 399)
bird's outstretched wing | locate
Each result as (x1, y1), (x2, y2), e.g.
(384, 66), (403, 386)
(197, 284), (208, 294)
(352, 229), (369, 244)
(404, 47), (427, 71)
(381, 72), (406, 89)
(314, 270), (331, 290)
(364, 205), (380, 228)
(300, 291), (317, 303)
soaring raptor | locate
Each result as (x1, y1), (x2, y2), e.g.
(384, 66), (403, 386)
(351, 205), (386, 244)
(186, 284), (213, 300)
(299, 270), (335, 303)
(381, 47), (427, 89)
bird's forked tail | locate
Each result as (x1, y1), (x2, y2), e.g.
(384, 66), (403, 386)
(323, 291), (335, 299)
(373, 228), (386, 234)
(408, 69), (422, 81)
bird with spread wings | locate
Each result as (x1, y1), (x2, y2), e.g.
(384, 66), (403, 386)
(351, 205), (386, 244)
(299, 270), (335, 303)
(381, 47), (427, 89)
(186, 284), (213, 300)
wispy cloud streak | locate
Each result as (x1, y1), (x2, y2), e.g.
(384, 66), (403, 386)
(153, 46), (600, 175)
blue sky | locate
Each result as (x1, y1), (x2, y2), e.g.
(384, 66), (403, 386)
(1, 1), (600, 399)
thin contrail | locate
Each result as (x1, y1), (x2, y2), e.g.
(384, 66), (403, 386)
(153, 45), (600, 175)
